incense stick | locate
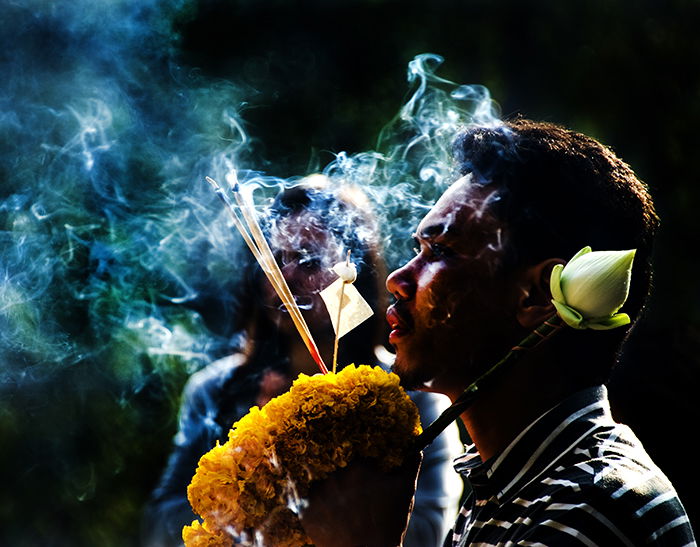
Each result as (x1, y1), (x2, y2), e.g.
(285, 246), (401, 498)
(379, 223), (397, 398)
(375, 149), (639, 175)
(227, 179), (313, 350)
(206, 175), (328, 374)
(205, 177), (263, 266)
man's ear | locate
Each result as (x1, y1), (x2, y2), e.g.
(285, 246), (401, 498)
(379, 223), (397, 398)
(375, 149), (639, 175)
(515, 258), (566, 330)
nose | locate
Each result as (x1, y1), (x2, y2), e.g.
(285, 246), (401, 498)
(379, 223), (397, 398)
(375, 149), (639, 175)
(386, 261), (416, 300)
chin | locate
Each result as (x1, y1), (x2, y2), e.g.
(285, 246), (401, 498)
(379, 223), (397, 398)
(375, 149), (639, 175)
(391, 356), (435, 392)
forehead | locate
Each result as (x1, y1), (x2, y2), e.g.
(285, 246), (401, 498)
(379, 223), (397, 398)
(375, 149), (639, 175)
(417, 176), (501, 243)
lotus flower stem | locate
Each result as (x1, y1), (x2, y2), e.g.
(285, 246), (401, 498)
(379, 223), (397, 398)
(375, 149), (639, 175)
(414, 314), (563, 451)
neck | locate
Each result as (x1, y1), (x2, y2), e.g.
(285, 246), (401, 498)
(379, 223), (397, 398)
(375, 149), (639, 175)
(456, 348), (577, 462)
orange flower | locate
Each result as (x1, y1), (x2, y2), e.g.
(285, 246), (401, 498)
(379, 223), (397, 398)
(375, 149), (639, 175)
(182, 519), (232, 547)
(183, 365), (421, 546)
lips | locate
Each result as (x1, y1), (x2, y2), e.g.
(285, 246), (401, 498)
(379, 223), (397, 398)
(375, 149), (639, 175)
(386, 304), (413, 344)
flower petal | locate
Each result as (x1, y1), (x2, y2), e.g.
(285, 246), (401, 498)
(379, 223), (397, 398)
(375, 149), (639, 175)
(549, 264), (565, 303)
(584, 313), (631, 331)
(559, 248), (635, 319)
(552, 300), (584, 329)
(569, 246), (592, 262)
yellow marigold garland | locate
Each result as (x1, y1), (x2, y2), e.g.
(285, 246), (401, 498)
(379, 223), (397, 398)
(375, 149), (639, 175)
(183, 364), (421, 547)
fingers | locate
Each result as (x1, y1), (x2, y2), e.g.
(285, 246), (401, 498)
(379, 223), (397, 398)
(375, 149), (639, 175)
(300, 455), (423, 547)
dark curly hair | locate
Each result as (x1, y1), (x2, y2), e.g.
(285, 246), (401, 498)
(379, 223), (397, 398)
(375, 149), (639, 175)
(453, 118), (659, 383)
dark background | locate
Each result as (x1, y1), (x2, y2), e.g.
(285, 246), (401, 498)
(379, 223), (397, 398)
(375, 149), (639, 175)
(1, 0), (699, 544)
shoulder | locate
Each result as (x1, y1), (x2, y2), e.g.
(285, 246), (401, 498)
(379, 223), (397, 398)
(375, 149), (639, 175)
(515, 424), (694, 545)
(181, 354), (247, 411)
(174, 354), (251, 447)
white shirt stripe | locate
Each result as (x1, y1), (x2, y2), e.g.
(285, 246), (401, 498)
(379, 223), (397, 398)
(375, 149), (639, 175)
(647, 516), (692, 542)
(540, 520), (598, 547)
(611, 467), (658, 499)
(497, 402), (603, 497)
(636, 490), (675, 517)
(546, 503), (635, 546)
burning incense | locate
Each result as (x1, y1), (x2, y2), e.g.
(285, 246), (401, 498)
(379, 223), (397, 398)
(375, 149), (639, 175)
(205, 177), (261, 264)
(206, 175), (328, 374)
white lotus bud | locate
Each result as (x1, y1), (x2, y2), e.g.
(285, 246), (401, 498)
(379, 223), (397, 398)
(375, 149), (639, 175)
(550, 246), (636, 330)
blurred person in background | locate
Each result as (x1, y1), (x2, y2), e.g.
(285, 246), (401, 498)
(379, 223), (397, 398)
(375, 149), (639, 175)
(142, 175), (464, 546)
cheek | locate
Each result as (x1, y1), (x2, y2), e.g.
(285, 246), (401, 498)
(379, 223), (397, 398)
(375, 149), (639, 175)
(418, 266), (499, 330)
(415, 264), (460, 327)
(425, 289), (469, 329)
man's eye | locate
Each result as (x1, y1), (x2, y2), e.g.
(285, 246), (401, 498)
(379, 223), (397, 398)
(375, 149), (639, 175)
(412, 243), (452, 259)
(430, 243), (451, 258)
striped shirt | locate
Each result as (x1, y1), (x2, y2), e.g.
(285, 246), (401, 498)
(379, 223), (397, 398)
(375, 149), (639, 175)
(448, 386), (696, 546)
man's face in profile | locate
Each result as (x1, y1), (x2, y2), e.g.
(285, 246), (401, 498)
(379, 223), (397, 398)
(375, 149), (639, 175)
(386, 176), (520, 399)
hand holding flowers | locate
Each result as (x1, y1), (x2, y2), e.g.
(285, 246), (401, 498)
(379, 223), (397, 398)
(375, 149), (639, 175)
(183, 365), (421, 547)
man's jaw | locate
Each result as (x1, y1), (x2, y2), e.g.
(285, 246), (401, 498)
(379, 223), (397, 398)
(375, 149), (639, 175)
(393, 355), (440, 392)
(386, 302), (448, 392)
